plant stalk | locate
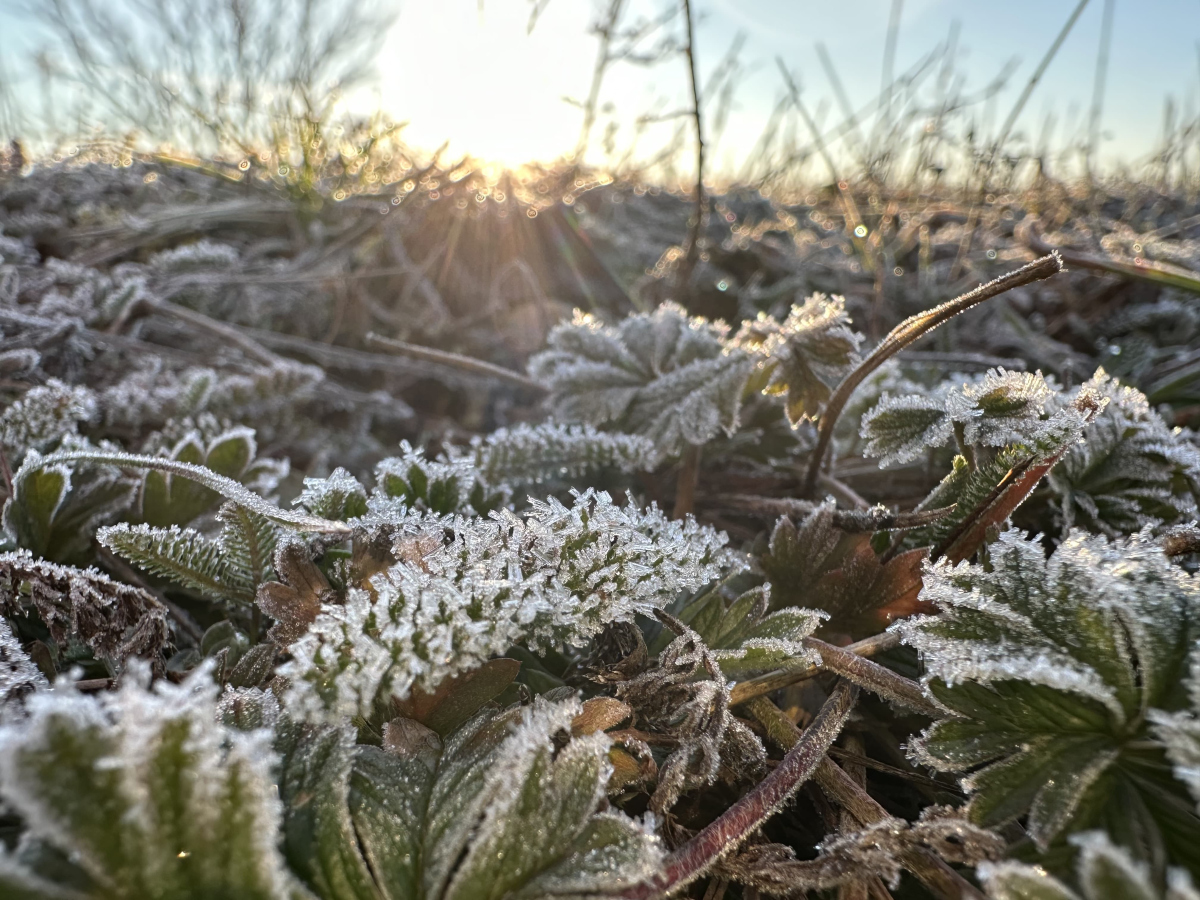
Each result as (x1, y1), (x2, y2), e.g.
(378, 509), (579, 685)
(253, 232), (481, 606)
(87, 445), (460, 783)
(802, 253), (1062, 497)
(620, 681), (858, 900)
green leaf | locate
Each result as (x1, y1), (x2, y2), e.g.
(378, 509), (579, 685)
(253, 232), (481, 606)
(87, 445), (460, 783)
(899, 529), (1200, 874)
(284, 697), (661, 900)
(0, 665), (299, 899)
(529, 303), (756, 456)
(733, 294), (863, 425)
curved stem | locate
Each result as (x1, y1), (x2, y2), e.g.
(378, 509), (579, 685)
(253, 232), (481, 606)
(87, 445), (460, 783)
(620, 681), (858, 900)
(802, 253), (1062, 497)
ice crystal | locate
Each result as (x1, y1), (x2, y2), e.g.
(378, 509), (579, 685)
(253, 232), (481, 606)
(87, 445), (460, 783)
(282, 488), (738, 720)
(897, 529), (1200, 858)
(529, 302), (756, 456)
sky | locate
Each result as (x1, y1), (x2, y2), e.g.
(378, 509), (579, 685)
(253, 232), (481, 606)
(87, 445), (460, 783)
(379, 0), (1200, 173)
(3, 0), (1199, 174)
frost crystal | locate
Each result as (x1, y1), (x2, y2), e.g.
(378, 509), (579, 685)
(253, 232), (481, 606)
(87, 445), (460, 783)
(1150, 650), (1200, 811)
(859, 391), (952, 466)
(529, 302), (756, 456)
(282, 488), (738, 720)
(0, 617), (45, 716)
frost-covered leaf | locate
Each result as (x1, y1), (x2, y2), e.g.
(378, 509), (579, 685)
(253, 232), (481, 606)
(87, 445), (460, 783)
(1150, 650), (1200, 811)
(900, 388), (1105, 563)
(897, 530), (1200, 870)
(734, 293), (863, 425)
(859, 391), (952, 466)
(100, 503), (279, 606)
(0, 550), (169, 665)
(374, 444), (492, 516)
(947, 368), (1054, 447)
(1049, 372), (1200, 538)
(0, 617), (46, 716)
(528, 303), (755, 456)
(282, 489), (736, 721)
(3, 448), (137, 565)
(278, 696), (661, 900)
(761, 502), (929, 638)
(979, 831), (1200, 900)
(0, 664), (298, 899)
(0, 379), (95, 463)
(295, 468), (369, 521)
(140, 426), (262, 527)
(469, 422), (659, 486)
(674, 583), (825, 677)
(860, 368), (1056, 467)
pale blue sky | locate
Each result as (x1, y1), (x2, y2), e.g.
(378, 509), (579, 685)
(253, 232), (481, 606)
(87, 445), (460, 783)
(3, 1), (1198, 173)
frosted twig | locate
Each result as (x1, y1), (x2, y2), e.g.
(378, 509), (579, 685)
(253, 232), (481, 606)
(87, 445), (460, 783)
(365, 331), (546, 391)
(111, 296), (280, 366)
(31, 449), (351, 533)
(802, 254), (1063, 497)
(619, 681), (858, 900)
(747, 698), (986, 900)
(804, 638), (942, 717)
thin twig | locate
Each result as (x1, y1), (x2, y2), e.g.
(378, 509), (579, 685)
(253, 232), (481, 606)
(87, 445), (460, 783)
(747, 698), (986, 900)
(674, 0), (707, 302)
(620, 682), (858, 900)
(713, 495), (956, 533)
(802, 253), (1063, 497)
(803, 637), (941, 717)
(673, 443), (702, 519)
(111, 296), (280, 366)
(364, 332), (546, 391)
(730, 632), (901, 706)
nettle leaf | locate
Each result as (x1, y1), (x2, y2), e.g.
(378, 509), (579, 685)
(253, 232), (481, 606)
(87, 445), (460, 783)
(277, 697), (661, 900)
(528, 302), (756, 456)
(733, 293), (863, 425)
(1048, 373), (1200, 538)
(141, 426), (262, 527)
(947, 368), (1054, 448)
(99, 503), (280, 606)
(860, 368), (1056, 468)
(761, 502), (929, 638)
(979, 831), (1200, 900)
(281, 489), (736, 721)
(0, 550), (169, 665)
(859, 392), (951, 467)
(897, 530), (1200, 873)
(675, 584), (825, 677)
(0, 664), (299, 900)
